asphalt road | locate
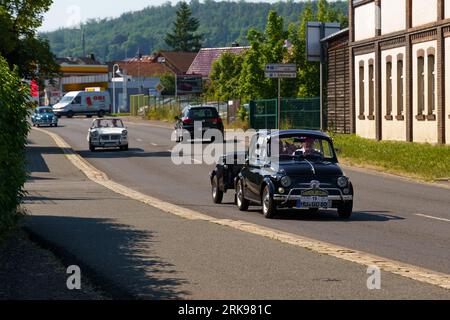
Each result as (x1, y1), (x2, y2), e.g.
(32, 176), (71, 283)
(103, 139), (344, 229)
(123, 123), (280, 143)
(45, 117), (450, 275)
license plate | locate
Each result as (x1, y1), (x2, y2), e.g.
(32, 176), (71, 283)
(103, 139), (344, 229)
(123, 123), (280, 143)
(296, 189), (331, 209)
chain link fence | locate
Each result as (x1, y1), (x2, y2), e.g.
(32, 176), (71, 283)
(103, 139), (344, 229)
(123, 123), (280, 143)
(249, 97), (320, 130)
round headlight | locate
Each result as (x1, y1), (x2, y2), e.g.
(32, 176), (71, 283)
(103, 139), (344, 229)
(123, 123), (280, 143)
(122, 130), (128, 136)
(91, 131), (99, 137)
(337, 176), (349, 188)
(280, 176), (292, 187)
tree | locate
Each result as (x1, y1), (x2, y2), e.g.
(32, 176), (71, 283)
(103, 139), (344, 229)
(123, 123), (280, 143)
(0, 0), (59, 79)
(165, 1), (202, 52)
(209, 51), (244, 100)
(0, 55), (30, 235)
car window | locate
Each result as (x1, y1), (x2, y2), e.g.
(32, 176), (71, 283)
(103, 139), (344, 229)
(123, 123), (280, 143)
(249, 135), (267, 166)
(188, 108), (218, 119)
(276, 135), (335, 161)
(73, 96), (81, 104)
(93, 119), (124, 128)
(39, 108), (53, 114)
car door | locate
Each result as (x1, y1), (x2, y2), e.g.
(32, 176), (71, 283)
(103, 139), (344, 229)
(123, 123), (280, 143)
(71, 95), (82, 114)
(245, 134), (267, 202)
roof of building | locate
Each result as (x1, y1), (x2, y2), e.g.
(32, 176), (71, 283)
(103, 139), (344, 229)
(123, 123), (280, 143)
(56, 55), (103, 66)
(187, 46), (249, 77)
(108, 61), (170, 78)
(156, 51), (198, 74)
(321, 28), (349, 43)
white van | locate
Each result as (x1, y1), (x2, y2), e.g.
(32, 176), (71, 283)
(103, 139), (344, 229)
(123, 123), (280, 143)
(53, 91), (111, 118)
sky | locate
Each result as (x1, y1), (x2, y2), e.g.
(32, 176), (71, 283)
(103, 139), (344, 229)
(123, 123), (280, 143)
(38, 0), (282, 32)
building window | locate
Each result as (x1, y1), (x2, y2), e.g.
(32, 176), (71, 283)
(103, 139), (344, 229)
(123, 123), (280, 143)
(386, 59), (393, 118)
(427, 53), (435, 116)
(368, 61), (375, 119)
(359, 64), (365, 118)
(397, 59), (404, 118)
(417, 55), (425, 116)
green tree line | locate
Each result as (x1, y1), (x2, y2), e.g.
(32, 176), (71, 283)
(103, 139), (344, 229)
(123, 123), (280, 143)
(209, 0), (347, 101)
(42, 0), (347, 62)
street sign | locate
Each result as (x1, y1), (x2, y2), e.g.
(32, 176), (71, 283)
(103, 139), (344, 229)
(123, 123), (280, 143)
(155, 83), (165, 93)
(265, 72), (297, 79)
(306, 22), (341, 62)
(265, 64), (297, 73)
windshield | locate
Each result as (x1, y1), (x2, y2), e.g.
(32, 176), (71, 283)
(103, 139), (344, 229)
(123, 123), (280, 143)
(188, 108), (219, 119)
(59, 95), (74, 104)
(92, 119), (124, 128)
(38, 108), (53, 114)
(272, 135), (335, 161)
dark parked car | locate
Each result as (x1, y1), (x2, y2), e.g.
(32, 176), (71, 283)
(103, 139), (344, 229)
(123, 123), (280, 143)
(174, 105), (224, 142)
(210, 130), (354, 219)
(31, 106), (58, 127)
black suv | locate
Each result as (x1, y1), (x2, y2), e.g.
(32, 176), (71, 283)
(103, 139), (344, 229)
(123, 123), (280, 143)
(210, 130), (354, 219)
(175, 105), (224, 142)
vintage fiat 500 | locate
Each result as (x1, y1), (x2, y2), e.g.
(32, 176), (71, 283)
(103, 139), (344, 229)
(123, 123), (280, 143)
(229, 130), (354, 219)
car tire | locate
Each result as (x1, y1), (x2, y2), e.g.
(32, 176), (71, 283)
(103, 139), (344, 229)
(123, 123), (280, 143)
(98, 110), (105, 118)
(121, 144), (128, 151)
(54, 123), (58, 127)
(262, 186), (277, 219)
(89, 144), (96, 152)
(236, 179), (249, 211)
(337, 201), (353, 219)
(211, 175), (223, 204)
(86, 115), (92, 118)
(67, 110), (74, 118)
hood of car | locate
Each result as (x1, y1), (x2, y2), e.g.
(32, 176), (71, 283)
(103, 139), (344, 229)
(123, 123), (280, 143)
(91, 128), (125, 134)
(278, 160), (343, 177)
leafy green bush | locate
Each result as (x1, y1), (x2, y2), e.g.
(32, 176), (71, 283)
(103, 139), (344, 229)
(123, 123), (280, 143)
(0, 55), (30, 236)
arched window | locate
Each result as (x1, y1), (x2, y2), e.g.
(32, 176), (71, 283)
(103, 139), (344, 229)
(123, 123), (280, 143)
(417, 50), (425, 116)
(397, 54), (404, 117)
(359, 61), (365, 118)
(427, 52), (435, 116)
(368, 59), (375, 119)
(386, 56), (393, 118)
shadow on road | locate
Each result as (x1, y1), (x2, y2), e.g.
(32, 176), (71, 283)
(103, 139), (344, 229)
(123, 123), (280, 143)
(25, 215), (190, 299)
(78, 149), (172, 159)
(275, 209), (405, 222)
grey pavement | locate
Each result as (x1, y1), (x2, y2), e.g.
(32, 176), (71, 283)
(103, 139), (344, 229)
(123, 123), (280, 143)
(49, 117), (450, 275)
(21, 127), (450, 299)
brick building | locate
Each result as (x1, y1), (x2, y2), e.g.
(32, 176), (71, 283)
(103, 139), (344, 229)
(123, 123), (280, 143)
(349, 0), (450, 144)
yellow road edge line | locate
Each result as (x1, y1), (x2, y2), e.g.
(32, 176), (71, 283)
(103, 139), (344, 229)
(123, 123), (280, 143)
(34, 127), (450, 291)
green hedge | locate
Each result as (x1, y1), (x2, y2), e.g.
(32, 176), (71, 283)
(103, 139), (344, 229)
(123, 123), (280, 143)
(0, 56), (30, 236)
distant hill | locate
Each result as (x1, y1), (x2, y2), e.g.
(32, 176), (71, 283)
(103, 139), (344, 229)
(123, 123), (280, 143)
(41, 0), (348, 62)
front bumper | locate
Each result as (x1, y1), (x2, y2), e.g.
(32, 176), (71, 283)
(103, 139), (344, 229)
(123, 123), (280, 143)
(90, 139), (128, 148)
(34, 119), (58, 126)
(273, 188), (353, 203)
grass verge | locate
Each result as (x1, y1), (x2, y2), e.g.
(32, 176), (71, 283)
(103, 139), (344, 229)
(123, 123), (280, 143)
(331, 134), (450, 182)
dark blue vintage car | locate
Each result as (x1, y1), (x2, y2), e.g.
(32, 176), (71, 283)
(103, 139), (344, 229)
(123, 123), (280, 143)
(210, 130), (354, 219)
(31, 107), (58, 127)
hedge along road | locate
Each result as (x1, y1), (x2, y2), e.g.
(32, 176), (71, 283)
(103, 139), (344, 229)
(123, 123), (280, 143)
(35, 117), (450, 285)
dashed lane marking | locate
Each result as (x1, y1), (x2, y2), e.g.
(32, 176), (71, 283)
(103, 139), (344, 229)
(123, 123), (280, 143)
(34, 127), (450, 291)
(415, 214), (450, 223)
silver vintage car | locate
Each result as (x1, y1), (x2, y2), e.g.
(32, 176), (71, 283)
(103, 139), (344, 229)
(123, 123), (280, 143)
(87, 118), (128, 152)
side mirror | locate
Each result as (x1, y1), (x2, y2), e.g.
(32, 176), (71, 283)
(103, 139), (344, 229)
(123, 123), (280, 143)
(245, 157), (250, 166)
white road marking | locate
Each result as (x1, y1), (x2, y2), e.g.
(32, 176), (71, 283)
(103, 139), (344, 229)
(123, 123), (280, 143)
(415, 214), (450, 223)
(136, 138), (143, 142)
(34, 127), (450, 291)
(151, 143), (158, 146)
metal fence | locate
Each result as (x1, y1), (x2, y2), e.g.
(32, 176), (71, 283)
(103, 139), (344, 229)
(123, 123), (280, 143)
(129, 94), (234, 122)
(249, 97), (320, 130)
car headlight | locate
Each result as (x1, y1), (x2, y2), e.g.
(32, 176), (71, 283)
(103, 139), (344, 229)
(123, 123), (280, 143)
(91, 131), (99, 138)
(121, 130), (128, 136)
(280, 176), (292, 187)
(337, 176), (349, 188)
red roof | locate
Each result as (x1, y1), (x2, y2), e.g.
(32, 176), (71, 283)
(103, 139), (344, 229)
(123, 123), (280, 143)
(187, 47), (249, 78)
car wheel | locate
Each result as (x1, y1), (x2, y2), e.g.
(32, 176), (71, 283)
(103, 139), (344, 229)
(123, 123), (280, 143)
(262, 186), (277, 219)
(211, 175), (223, 204)
(236, 179), (249, 211)
(86, 115), (92, 118)
(54, 123), (58, 127)
(98, 110), (105, 118)
(89, 144), (96, 152)
(67, 110), (74, 118)
(338, 201), (353, 219)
